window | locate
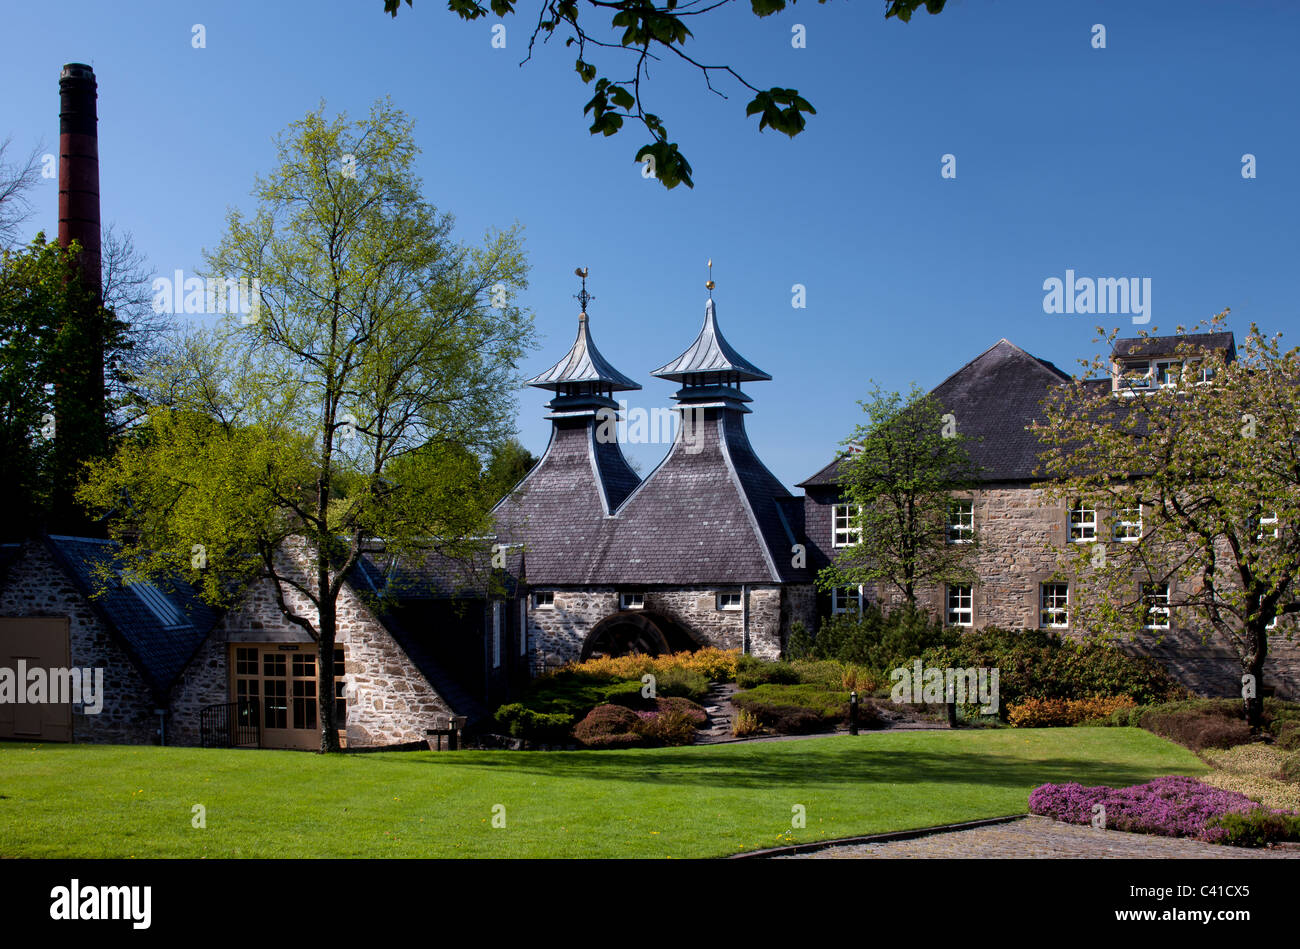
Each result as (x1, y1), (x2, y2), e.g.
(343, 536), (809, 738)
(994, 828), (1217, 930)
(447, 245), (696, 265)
(130, 582), (190, 629)
(491, 602), (502, 668)
(1040, 583), (1069, 628)
(291, 653), (317, 730)
(1155, 360), (1182, 387)
(532, 591), (554, 609)
(620, 592), (645, 610)
(948, 499), (974, 544)
(1114, 505), (1142, 542)
(1142, 582), (1171, 630)
(519, 599), (528, 656)
(1070, 501), (1097, 542)
(1120, 361), (1153, 390)
(832, 503), (862, 548)
(831, 586), (863, 615)
(946, 585), (973, 627)
(1259, 513), (1279, 541)
(717, 592), (743, 611)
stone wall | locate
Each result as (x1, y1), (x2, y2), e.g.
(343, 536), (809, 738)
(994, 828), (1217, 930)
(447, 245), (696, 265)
(199, 542), (454, 747)
(0, 540), (160, 744)
(526, 584), (788, 668)
(852, 484), (1300, 700)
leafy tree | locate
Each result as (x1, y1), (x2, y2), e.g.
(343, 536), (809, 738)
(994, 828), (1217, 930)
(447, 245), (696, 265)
(818, 382), (981, 608)
(0, 234), (134, 537)
(381, 0), (948, 188)
(79, 99), (535, 752)
(484, 435), (538, 502)
(1035, 312), (1300, 730)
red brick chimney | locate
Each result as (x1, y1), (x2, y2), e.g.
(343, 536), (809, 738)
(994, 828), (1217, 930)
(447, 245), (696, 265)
(57, 62), (101, 297)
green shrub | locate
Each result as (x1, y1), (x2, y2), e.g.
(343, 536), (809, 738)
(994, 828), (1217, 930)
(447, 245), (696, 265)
(1206, 809), (1300, 848)
(920, 627), (1186, 714)
(785, 620), (816, 660)
(730, 683), (871, 735)
(654, 666), (710, 702)
(1281, 754), (1300, 784)
(807, 604), (957, 671)
(573, 704), (647, 748)
(493, 704), (575, 743)
(735, 656), (802, 689)
(510, 671), (644, 719)
(1278, 724), (1300, 752)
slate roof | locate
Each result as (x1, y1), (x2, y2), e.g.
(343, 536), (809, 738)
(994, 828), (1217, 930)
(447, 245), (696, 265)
(349, 544), (523, 600)
(798, 339), (1074, 487)
(653, 299), (772, 383)
(525, 313), (641, 391)
(44, 535), (217, 698)
(1113, 332), (1236, 360)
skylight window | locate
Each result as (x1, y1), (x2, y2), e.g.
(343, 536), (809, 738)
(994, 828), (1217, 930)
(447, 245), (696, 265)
(130, 582), (190, 629)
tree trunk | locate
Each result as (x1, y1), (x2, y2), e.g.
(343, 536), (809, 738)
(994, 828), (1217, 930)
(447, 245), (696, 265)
(1243, 625), (1267, 732)
(317, 596), (342, 753)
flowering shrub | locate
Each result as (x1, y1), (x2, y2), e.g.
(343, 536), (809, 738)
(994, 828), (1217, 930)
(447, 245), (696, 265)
(566, 648), (740, 682)
(573, 704), (646, 748)
(1007, 695), (1136, 728)
(1029, 775), (1298, 844)
(654, 696), (707, 726)
(634, 708), (698, 746)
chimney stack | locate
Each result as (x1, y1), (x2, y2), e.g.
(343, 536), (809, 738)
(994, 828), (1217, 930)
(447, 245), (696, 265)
(57, 62), (101, 298)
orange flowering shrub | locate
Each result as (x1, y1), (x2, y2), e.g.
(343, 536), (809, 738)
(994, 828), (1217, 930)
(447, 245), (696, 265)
(565, 648), (741, 683)
(1008, 694), (1137, 728)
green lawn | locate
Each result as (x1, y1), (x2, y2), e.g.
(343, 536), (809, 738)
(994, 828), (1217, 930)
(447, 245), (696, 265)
(0, 728), (1207, 858)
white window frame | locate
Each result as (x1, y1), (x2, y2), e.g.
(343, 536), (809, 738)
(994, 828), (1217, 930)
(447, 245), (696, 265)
(1113, 505), (1143, 542)
(831, 586), (863, 615)
(717, 591), (743, 611)
(620, 592), (645, 610)
(946, 585), (973, 627)
(947, 498), (974, 544)
(1070, 501), (1097, 543)
(832, 503), (862, 548)
(1040, 582), (1069, 629)
(1155, 360), (1183, 388)
(1259, 513), (1279, 541)
(1142, 582), (1171, 631)
(532, 591), (554, 610)
(1120, 360), (1154, 391)
(491, 602), (502, 668)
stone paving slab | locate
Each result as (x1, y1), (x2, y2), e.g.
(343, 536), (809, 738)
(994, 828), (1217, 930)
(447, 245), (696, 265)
(782, 815), (1300, 859)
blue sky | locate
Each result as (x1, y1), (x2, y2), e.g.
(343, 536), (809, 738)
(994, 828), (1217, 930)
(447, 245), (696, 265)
(3, 0), (1297, 487)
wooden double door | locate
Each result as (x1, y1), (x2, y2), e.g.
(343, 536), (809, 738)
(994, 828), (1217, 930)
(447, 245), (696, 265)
(232, 644), (345, 750)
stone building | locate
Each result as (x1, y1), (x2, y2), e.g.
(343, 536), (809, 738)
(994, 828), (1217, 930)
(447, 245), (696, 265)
(799, 334), (1299, 700)
(493, 286), (816, 670)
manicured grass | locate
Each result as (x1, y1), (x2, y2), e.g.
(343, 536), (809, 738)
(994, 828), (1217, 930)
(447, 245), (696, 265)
(0, 728), (1207, 858)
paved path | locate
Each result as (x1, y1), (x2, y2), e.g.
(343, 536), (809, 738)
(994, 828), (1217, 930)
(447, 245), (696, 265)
(782, 815), (1300, 859)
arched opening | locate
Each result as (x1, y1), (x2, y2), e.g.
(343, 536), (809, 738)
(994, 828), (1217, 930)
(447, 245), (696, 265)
(580, 611), (700, 660)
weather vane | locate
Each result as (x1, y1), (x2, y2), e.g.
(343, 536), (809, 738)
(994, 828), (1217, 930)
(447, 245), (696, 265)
(706, 258), (715, 298)
(574, 267), (593, 315)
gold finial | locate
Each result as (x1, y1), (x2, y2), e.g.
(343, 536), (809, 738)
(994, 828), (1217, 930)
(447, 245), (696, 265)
(705, 258), (715, 296)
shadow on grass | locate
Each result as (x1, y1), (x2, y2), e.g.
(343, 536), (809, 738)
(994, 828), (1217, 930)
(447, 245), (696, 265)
(361, 734), (1202, 792)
